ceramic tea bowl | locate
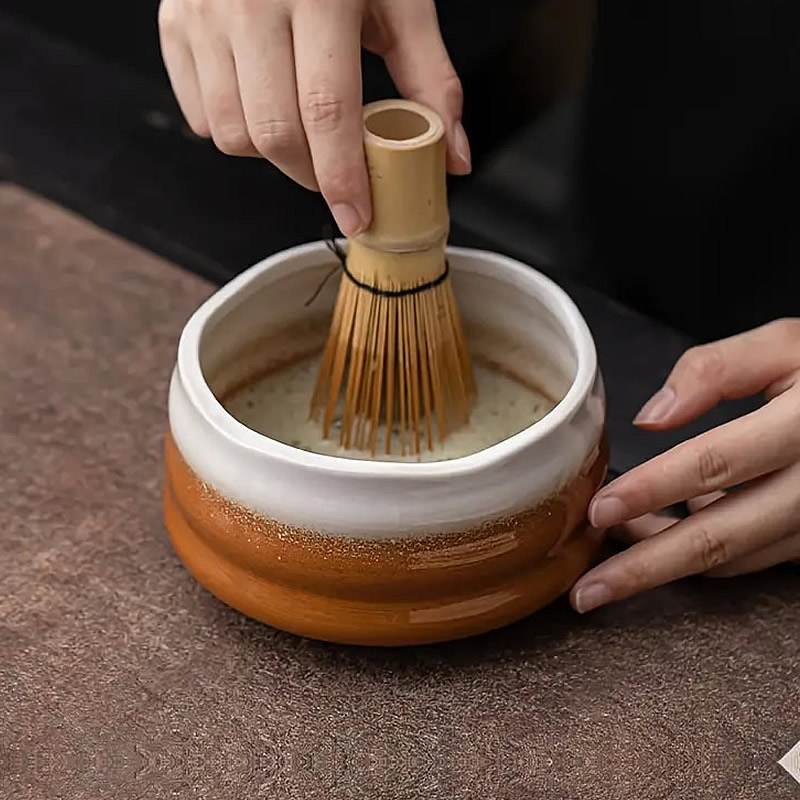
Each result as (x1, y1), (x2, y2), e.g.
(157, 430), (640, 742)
(164, 241), (607, 645)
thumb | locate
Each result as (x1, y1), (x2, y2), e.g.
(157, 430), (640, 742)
(377, 0), (471, 175)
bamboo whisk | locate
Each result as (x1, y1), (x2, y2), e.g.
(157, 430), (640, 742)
(310, 99), (476, 457)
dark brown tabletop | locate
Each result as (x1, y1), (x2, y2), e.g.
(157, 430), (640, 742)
(1, 184), (798, 800)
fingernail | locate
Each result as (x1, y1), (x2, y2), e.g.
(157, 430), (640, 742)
(331, 203), (365, 237)
(574, 582), (611, 613)
(634, 386), (677, 426)
(589, 495), (628, 528)
(453, 121), (472, 172)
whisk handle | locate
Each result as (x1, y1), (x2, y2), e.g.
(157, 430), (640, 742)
(355, 99), (449, 255)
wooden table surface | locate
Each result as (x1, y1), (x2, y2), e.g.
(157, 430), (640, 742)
(1, 184), (798, 799)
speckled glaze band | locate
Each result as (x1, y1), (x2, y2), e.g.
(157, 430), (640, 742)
(163, 241), (608, 646)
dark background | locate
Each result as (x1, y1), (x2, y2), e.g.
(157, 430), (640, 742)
(576, 0), (800, 340)
(2, 0), (799, 341)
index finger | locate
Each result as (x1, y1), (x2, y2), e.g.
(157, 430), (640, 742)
(572, 460), (800, 612)
(589, 387), (800, 529)
(634, 319), (800, 431)
(292, 0), (370, 235)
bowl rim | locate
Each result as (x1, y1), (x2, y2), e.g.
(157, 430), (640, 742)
(176, 240), (598, 479)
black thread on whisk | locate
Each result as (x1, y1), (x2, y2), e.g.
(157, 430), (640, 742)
(304, 227), (450, 306)
(303, 237), (343, 307)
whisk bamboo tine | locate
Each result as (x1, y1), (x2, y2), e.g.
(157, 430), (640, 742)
(384, 301), (396, 455)
(419, 289), (444, 442)
(353, 292), (378, 450)
(344, 290), (374, 449)
(401, 298), (419, 456)
(322, 279), (356, 438)
(446, 286), (476, 400)
(310, 288), (342, 419)
(397, 300), (408, 457)
(415, 295), (433, 451)
(359, 292), (381, 450)
(369, 295), (388, 455)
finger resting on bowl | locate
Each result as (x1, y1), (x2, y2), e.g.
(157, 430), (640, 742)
(573, 461), (800, 612)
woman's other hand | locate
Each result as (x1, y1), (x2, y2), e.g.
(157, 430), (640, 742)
(572, 319), (800, 613)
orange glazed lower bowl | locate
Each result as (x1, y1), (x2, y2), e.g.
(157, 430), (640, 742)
(164, 242), (608, 646)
